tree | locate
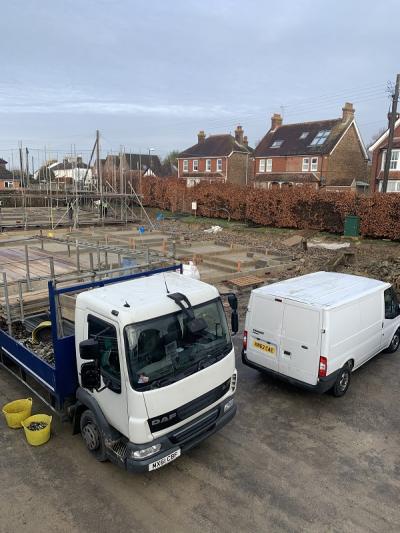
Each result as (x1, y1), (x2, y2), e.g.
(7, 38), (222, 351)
(368, 127), (387, 148)
(163, 150), (180, 166)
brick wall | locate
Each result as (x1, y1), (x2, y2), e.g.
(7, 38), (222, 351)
(228, 152), (253, 185)
(327, 123), (368, 187)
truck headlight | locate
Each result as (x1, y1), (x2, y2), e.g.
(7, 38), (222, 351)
(131, 443), (162, 459)
(223, 398), (235, 413)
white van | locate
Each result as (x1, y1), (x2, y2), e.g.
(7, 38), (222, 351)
(242, 272), (400, 396)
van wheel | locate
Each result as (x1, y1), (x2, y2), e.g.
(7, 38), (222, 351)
(385, 329), (400, 353)
(332, 366), (351, 397)
(80, 409), (107, 462)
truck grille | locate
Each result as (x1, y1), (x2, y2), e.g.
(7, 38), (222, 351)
(170, 408), (219, 445)
(148, 378), (230, 432)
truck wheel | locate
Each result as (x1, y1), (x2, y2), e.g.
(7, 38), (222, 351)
(80, 409), (107, 462)
(385, 329), (400, 353)
(332, 366), (351, 397)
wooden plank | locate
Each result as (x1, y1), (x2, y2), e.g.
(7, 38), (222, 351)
(226, 275), (265, 288)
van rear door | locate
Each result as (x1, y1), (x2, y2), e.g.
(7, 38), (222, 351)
(279, 302), (321, 386)
(246, 294), (284, 373)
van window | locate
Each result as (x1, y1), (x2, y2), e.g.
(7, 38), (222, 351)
(88, 315), (121, 384)
(283, 305), (319, 345)
(384, 288), (399, 319)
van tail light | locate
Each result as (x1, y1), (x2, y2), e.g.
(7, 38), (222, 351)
(243, 330), (248, 351)
(319, 356), (327, 378)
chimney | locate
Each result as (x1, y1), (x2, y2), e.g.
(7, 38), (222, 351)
(235, 125), (244, 144)
(243, 135), (248, 147)
(271, 113), (283, 131)
(342, 102), (355, 123)
(198, 130), (206, 143)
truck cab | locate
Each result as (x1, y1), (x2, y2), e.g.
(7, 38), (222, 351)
(74, 271), (237, 471)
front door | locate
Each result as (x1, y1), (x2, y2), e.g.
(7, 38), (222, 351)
(85, 314), (128, 436)
(382, 288), (400, 348)
(279, 303), (320, 386)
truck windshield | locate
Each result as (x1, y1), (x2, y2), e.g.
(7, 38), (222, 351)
(124, 298), (231, 390)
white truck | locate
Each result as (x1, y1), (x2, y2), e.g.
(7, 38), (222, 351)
(0, 265), (238, 471)
(242, 271), (400, 396)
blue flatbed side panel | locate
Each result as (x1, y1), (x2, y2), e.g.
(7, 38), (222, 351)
(54, 335), (79, 400)
(0, 329), (56, 391)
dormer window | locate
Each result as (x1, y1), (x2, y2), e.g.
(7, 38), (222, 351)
(310, 130), (330, 146)
(299, 132), (309, 139)
(270, 140), (283, 148)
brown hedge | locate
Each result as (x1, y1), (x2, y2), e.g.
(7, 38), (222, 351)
(135, 178), (400, 240)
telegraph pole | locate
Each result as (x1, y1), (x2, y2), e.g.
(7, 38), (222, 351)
(96, 130), (103, 223)
(382, 73), (400, 193)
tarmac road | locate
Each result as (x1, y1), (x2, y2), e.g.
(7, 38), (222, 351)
(1, 334), (399, 533)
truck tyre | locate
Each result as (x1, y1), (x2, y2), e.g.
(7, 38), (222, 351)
(332, 365), (351, 397)
(385, 329), (400, 353)
(80, 409), (107, 462)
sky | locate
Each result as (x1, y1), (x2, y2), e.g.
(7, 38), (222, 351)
(0, 0), (398, 167)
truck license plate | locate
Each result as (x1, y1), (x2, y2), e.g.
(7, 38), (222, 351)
(149, 449), (181, 471)
(253, 340), (276, 354)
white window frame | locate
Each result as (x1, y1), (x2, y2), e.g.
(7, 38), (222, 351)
(183, 160), (188, 172)
(4, 181), (13, 188)
(381, 149), (400, 171)
(311, 157), (318, 172)
(266, 159), (272, 172)
(192, 160), (198, 172)
(386, 180), (400, 192)
(216, 159), (222, 172)
(205, 159), (211, 172)
(302, 157), (309, 171)
(259, 159), (266, 172)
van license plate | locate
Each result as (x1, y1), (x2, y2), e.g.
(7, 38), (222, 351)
(148, 449), (181, 471)
(253, 340), (276, 354)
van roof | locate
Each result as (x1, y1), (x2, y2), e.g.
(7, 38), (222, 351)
(76, 272), (219, 325)
(253, 271), (390, 309)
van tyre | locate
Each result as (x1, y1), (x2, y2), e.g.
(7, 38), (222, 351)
(332, 365), (351, 397)
(385, 329), (400, 353)
(80, 409), (107, 462)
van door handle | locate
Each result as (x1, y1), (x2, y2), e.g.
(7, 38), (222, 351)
(301, 345), (308, 350)
(283, 350), (291, 356)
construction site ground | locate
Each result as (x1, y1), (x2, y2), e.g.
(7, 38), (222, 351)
(0, 213), (399, 532)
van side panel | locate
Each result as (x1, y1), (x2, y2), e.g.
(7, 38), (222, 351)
(279, 302), (321, 386)
(245, 294), (284, 373)
(325, 293), (382, 373)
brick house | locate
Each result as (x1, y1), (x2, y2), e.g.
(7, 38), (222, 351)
(369, 117), (400, 192)
(253, 103), (368, 191)
(0, 158), (21, 189)
(177, 126), (253, 187)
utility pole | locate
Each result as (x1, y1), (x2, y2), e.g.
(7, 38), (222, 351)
(382, 73), (400, 193)
(19, 143), (24, 187)
(25, 147), (30, 189)
(96, 130), (103, 223)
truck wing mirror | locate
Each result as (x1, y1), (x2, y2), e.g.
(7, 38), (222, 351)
(231, 311), (239, 335)
(228, 294), (238, 311)
(81, 362), (101, 391)
(79, 338), (100, 360)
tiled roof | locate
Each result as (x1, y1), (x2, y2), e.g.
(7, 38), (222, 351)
(255, 118), (349, 157)
(179, 135), (252, 158)
(0, 167), (14, 180)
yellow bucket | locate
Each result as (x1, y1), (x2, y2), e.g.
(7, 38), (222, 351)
(2, 398), (33, 429)
(21, 414), (52, 446)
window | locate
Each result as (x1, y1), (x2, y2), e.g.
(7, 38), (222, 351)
(4, 181), (13, 188)
(183, 160), (188, 172)
(384, 288), (399, 319)
(259, 159), (266, 172)
(311, 157), (318, 171)
(386, 180), (400, 192)
(299, 132), (309, 140)
(381, 150), (400, 171)
(270, 140), (283, 148)
(302, 158), (309, 171)
(310, 130), (330, 146)
(266, 159), (272, 172)
(193, 160), (198, 171)
(124, 299), (231, 390)
(88, 315), (121, 391)
(217, 159), (222, 172)
(206, 159), (211, 172)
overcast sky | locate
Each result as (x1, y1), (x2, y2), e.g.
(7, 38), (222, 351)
(0, 0), (398, 165)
